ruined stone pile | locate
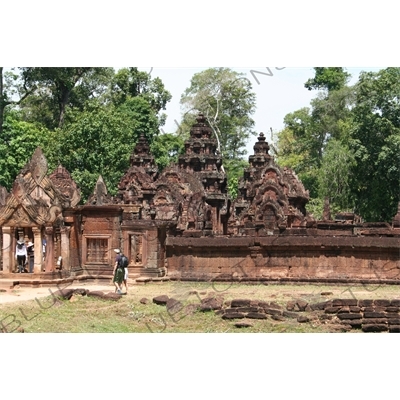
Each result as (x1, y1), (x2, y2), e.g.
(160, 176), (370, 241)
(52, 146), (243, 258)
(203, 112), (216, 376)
(297, 298), (400, 333)
(151, 294), (400, 332)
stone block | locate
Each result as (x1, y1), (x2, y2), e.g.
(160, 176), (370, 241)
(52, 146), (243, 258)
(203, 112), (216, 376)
(231, 299), (252, 308)
(286, 301), (296, 311)
(297, 315), (310, 323)
(386, 313), (400, 319)
(310, 302), (328, 311)
(166, 298), (183, 314)
(283, 311), (299, 319)
(222, 312), (245, 320)
(296, 300), (308, 311)
(103, 292), (122, 301)
(390, 299), (400, 307)
(362, 324), (388, 332)
(342, 319), (362, 328)
(53, 288), (74, 300)
(263, 307), (283, 316)
(362, 318), (388, 325)
(350, 306), (362, 313)
(358, 299), (374, 307)
(374, 299), (391, 307)
(386, 307), (399, 313)
(246, 312), (268, 320)
(363, 312), (386, 319)
(325, 306), (341, 314)
(234, 307), (260, 313)
(338, 313), (362, 320)
(364, 307), (385, 313)
(332, 299), (358, 307)
(389, 325), (400, 333)
(200, 296), (224, 311)
(153, 295), (169, 305)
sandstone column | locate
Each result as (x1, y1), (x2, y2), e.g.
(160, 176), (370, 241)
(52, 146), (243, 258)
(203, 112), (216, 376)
(32, 227), (43, 273)
(60, 226), (71, 270)
(2, 226), (14, 273)
(44, 226), (54, 272)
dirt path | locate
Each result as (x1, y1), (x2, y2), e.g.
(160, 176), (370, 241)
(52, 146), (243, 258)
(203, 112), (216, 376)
(0, 282), (116, 304)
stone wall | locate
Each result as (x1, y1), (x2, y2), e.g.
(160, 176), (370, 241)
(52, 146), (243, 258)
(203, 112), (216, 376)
(166, 236), (400, 284)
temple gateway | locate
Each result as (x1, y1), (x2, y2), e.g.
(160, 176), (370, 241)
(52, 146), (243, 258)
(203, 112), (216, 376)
(1, 115), (399, 285)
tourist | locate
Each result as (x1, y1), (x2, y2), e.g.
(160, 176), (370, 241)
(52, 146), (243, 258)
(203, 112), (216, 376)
(27, 241), (34, 273)
(16, 240), (27, 273)
(112, 249), (124, 294)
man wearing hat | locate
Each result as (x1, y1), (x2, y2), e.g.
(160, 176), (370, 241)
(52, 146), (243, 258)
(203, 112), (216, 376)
(112, 249), (124, 294)
(16, 240), (27, 273)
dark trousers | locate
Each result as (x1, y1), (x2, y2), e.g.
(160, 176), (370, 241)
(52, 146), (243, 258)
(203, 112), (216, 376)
(17, 255), (26, 272)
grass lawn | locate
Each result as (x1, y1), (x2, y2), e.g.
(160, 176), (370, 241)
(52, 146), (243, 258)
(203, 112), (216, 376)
(1, 281), (399, 333)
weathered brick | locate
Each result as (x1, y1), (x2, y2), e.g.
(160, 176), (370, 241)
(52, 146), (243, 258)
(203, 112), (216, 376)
(246, 312), (268, 320)
(364, 307), (385, 313)
(390, 299), (400, 307)
(338, 313), (362, 320)
(358, 299), (374, 307)
(362, 324), (388, 332)
(286, 301), (296, 311)
(350, 306), (362, 313)
(374, 299), (391, 307)
(389, 325), (400, 333)
(297, 315), (310, 323)
(362, 318), (388, 325)
(363, 312), (386, 319)
(310, 301), (328, 311)
(342, 319), (362, 328)
(231, 299), (252, 308)
(325, 306), (341, 314)
(296, 300), (309, 311)
(263, 307), (283, 316)
(283, 311), (299, 319)
(332, 299), (358, 307)
(385, 313), (400, 319)
(386, 307), (399, 313)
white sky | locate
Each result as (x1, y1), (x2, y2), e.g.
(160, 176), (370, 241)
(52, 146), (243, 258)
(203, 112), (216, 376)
(148, 67), (385, 155)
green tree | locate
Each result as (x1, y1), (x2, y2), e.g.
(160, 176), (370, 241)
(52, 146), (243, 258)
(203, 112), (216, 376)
(318, 139), (356, 211)
(52, 101), (136, 201)
(180, 68), (256, 160)
(0, 110), (53, 188)
(350, 67), (400, 221)
(180, 68), (256, 198)
(111, 68), (172, 127)
(150, 133), (185, 171)
(19, 67), (114, 129)
(305, 67), (351, 92)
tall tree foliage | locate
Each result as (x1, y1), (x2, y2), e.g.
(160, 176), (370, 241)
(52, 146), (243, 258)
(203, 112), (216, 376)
(350, 68), (400, 221)
(0, 67), (173, 202)
(180, 68), (256, 197)
(276, 67), (400, 222)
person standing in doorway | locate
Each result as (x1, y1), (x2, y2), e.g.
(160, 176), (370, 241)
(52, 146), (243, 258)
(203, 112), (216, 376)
(112, 249), (124, 294)
(27, 241), (34, 273)
(16, 240), (27, 273)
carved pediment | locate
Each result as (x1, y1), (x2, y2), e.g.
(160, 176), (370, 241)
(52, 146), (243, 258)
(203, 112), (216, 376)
(86, 176), (114, 206)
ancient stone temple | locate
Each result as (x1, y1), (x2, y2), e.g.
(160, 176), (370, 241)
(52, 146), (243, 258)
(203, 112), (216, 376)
(0, 115), (399, 285)
(0, 148), (80, 275)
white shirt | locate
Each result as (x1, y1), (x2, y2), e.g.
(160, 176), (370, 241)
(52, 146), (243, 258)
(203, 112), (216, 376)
(16, 244), (27, 257)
